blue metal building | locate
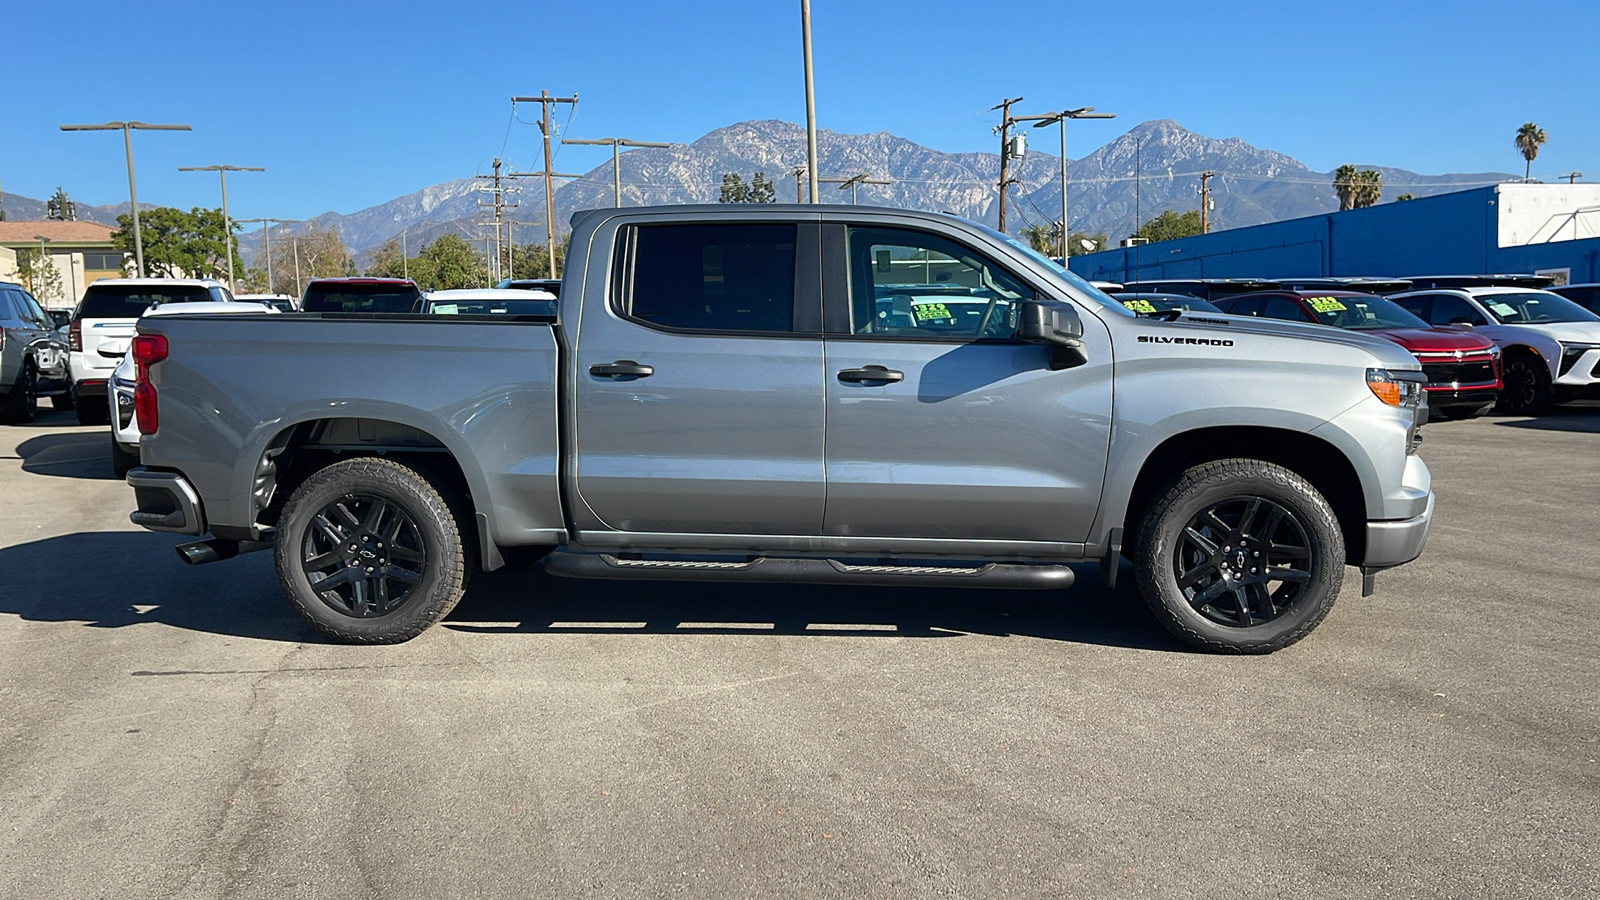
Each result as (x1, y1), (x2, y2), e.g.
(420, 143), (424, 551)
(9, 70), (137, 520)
(1067, 183), (1600, 287)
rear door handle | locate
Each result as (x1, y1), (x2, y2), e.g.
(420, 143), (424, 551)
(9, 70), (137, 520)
(837, 365), (904, 384)
(589, 360), (654, 379)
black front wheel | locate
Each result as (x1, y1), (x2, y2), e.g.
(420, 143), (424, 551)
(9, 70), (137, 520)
(1135, 459), (1345, 654)
(275, 457), (471, 643)
(1497, 357), (1551, 415)
(74, 394), (109, 426)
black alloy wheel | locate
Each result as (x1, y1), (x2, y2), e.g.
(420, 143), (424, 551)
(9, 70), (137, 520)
(1173, 496), (1311, 628)
(1497, 357), (1551, 415)
(299, 493), (428, 618)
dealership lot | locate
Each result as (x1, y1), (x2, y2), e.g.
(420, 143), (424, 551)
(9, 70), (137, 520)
(1, 410), (1596, 898)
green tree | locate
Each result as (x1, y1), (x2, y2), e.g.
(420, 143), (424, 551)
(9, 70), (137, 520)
(111, 206), (243, 279)
(1333, 165), (1383, 210)
(1022, 222), (1056, 254)
(1136, 209), (1204, 243)
(509, 234), (570, 279)
(718, 172), (776, 203)
(46, 187), (76, 221)
(16, 248), (64, 303)
(1515, 122), (1546, 182)
(1395, 192), (1415, 202)
(408, 234), (487, 290)
(364, 238), (405, 279)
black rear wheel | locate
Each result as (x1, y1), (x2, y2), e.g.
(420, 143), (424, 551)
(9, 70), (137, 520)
(110, 434), (140, 478)
(275, 457), (471, 643)
(1, 362), (39, 424)
(1135, 459), (1345, 653)
(1497, 356), (1551, 415)
(74, 394), (109, 426)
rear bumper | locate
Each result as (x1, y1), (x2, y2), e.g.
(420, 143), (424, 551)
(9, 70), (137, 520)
(74, 379), (108, 400)
(1363, 492), (1435, 569)
(127, 468), (206, 535)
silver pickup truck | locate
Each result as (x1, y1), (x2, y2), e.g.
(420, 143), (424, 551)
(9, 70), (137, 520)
(125, 205), (1433, 653)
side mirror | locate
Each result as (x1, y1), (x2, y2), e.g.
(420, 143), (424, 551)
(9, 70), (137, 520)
(1448, 316), (1477, 327)
(1018, 300), (1089, 369)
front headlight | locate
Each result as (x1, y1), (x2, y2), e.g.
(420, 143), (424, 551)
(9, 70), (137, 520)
(1557, 342), (1600, 376)
(1367, 368), (1426, 407)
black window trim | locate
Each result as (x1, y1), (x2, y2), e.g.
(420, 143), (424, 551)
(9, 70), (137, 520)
(610, 221), (822, 340)
(825, 222), (1035, 345)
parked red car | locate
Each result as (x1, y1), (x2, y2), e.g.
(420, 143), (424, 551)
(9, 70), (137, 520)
(1213, 290), (1502, 419)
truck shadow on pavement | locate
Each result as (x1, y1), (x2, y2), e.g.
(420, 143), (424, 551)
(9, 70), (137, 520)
(0, 532), (1181, 651)
(16, 432), (121, 480)
(1490, 403), (1600, 434)
(445, 559), (1185, 651)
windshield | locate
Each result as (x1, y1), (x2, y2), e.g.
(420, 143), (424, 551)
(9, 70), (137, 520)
(1476, 291), (1600, 325)
(1114, 293), (1223, 314)
(1303, 294), (1429, 330)
(425, 298), (557, 316)
(301, 283), (421, 313)
(967, 221), (1129, 315)
(77, 284), (214, 319)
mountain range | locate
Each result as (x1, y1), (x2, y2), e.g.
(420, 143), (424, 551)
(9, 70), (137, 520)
(2, 119), (1513, 268)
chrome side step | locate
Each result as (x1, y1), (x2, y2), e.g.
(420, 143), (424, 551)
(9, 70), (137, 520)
(542, 550), (1074, 590)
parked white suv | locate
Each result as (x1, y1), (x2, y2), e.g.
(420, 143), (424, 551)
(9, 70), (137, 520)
(1389, 287), (1600, 414)
(70, 278), (233, 425)
(110, 300), (276, 476)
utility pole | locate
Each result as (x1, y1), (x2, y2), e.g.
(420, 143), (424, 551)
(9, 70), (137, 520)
(401, 227), (408, 280)
(790, 166), (807, 203)
(1558, 172), (1583, 184)
(1017, 106), (1117, 259)
(800, 0), (820, 204)
(178, 164), (264, 292)
(819, 173), (892, 205)
(60, 121), (192, 277)
(475, 158), (521, 280)
(236, 217), (298, 295)
(510, 91), (579, 278)
(990, 96), (1024, 234)
(561, 137), (672, 207)
(1198, 170), (1216, 234)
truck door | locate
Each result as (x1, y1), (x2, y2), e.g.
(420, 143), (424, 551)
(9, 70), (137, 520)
(820, 223), (1113, 546)
(570, 218), (827, 538)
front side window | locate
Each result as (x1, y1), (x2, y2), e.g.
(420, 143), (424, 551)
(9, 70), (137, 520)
(626, 223), (796, 332)
(847, 227), (1032, 339)
(1475, 291), (1600, 325)
(1262, 297), (1312, 322)
(1425, 295), (1486, 327)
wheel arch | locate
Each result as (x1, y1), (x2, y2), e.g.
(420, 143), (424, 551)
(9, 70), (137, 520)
(245, 413), (503, 570)
(1118, 426), (1368, 566)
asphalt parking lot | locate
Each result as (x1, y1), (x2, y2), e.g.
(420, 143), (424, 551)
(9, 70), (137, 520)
(1, 407), (1596, 899)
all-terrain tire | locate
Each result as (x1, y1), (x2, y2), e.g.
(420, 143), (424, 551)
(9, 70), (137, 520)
(74, 396), (109, 426)
(1, 362), (39, 424)
(50, 389), (75, 411)
(1134, 458), (1345, 654)
(110, 433), (140, 478)
(274, 457), (472, 644)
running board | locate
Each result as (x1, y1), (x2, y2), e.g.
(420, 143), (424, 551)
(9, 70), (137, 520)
(542, 550), (1074, 590)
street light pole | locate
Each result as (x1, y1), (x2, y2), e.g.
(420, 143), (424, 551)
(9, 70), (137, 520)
(236, 217), (299, 295)
(560, 137), (672, 207)
(60, 121), (191, 278)
(1019, 107), (1116, 259)
(800, 0), (820, 204)
(178, 164), (264, 292)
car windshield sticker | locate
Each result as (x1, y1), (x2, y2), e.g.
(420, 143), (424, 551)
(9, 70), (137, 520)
(432, 303), (459, 315)
(1307, 296), (1347, 313)
(1122, 299), (1158, 313)
(913, 302), (953, 322)
(1489, 302), (1516, 317)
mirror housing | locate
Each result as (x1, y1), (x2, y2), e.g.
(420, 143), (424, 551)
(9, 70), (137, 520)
(1018, 300), (1089, 369)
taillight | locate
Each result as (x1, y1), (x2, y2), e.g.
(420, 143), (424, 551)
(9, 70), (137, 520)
(132, 334), (168, 435)
(69, 318), (82, 351)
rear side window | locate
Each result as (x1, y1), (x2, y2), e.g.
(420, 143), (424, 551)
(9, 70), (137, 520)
(77, 284), (213, 319)
(301, 283), (421, 313)
(625, 224), (796, 332)
(1262, 297), (1312, 322)
(1424, 295), (1486, 327)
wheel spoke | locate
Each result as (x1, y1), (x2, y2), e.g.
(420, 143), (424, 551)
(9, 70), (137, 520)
(1264, 566), (1311, 584)
(1239, 497), (1263, 535)
(382, 565), (422, 585)
(387, 545), (424, 563)
(331, 501), (362, 530)
(1177, 561), (1217, 589)
(1251, 582), (1279, 619)
(1257, 507), (1284, 542)
(376, 574), (392, 613)
(363, 498), (389, 532)
(1190, 577), (1230, 608)
(310, 567), (356, 591)
(1268, 541), (1311, 559)
(351, 577), (370, 616)
(313, 514), (347, 545)
(1230, 587), (1253, 626)
(382, 512), (405, 544)
(1182, 526), (1219, 555)
(1200, 511), (1231, 535)
(303, 550), (344, 573)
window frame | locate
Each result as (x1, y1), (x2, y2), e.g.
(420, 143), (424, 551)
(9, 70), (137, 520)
(826, 223), (1036, 344)
(610, 221), (821, 339)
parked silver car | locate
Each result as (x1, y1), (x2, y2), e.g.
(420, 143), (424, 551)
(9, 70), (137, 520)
(0, 281), (72, 423)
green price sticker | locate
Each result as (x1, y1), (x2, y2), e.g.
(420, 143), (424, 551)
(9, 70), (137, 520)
(1307, 296), (1347, 313)
(913, 302), (952, 322)
(1122, 299), (1158, 313)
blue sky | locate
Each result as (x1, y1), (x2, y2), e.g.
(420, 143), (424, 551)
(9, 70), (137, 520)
(3, 0), (1595, 226)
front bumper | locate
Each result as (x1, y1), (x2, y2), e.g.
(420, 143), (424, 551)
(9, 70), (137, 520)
(127, 468), (206, 535)
(1363, 492), (1435, 569)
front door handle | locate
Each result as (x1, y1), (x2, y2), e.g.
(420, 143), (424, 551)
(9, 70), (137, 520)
(590, 360), (654, 379)
(837, 365), (904, 384)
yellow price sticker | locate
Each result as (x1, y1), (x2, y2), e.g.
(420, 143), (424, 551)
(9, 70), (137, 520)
(1122, 299), (1158, 313)
(913, 302), (952, 322)
(1307, 296), (1347, 313)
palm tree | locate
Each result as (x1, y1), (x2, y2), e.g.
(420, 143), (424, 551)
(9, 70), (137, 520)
(1333, 164), (1357, 211)
(1515, 122), (1547, 182)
